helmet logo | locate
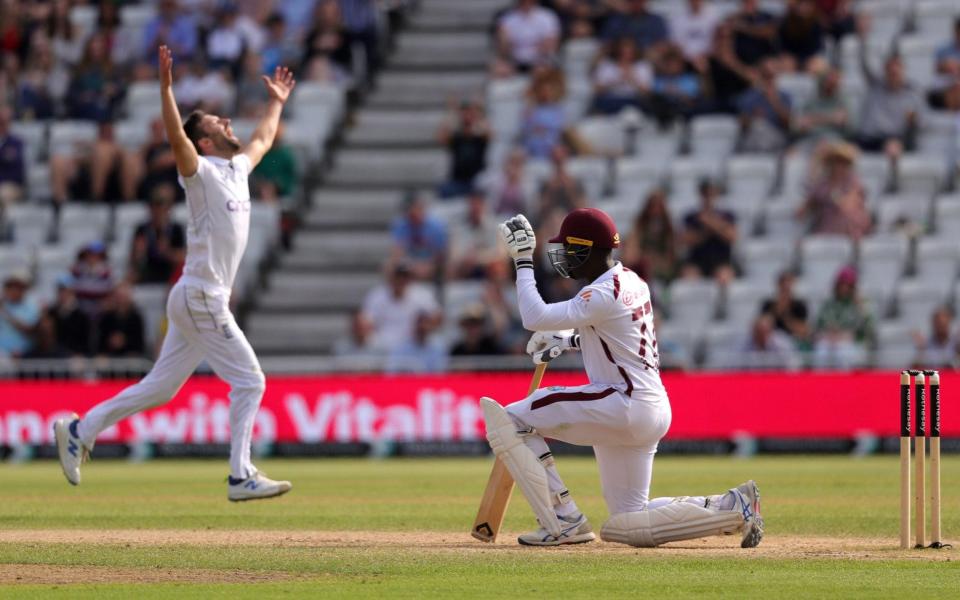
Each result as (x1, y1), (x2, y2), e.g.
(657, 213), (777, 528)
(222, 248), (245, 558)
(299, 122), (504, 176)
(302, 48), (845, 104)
(565, 236), (594, 247)
(613, 233), (620, 245)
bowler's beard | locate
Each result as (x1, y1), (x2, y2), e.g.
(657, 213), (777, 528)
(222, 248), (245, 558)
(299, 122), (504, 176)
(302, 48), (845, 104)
(212, 131), (242, 153)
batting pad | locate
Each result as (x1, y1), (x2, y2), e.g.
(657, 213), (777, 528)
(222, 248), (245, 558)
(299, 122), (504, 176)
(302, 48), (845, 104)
(600, 500), (744, 547)
(481, 397), (562, 537)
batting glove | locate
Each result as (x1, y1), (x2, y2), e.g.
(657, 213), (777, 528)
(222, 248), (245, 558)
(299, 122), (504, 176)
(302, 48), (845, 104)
(526, 330), (580, 365)
(498, 214), (536, 270)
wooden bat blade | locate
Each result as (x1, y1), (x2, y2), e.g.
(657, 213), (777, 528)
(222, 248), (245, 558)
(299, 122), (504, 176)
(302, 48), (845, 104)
(470, 458), (514, 542)
(470, 363), (547, 543)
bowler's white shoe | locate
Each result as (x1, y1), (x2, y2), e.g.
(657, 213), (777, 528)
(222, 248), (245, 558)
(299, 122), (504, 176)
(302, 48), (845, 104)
(53, 414), (87, 486)
(518, 512), (596, 546)
(731, 480), (764, 548)
(227, 471), (292, 502)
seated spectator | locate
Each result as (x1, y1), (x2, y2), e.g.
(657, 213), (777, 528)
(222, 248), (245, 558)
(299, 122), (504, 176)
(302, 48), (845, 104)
(931, 17), (960, 110)
(333, 309), (377, 357)
(485, 148), (533, 217)
(681, 179), (737, 282)
(777, 0), (826, 73)
(261, 13), (301, 76)
(142, 0), (198, 62)
(0, 271), (39, 359)
(129, 186), (186, 285)
(728, 0), (779, 66)
(622, 188), (676, 283)
(360, 263), (442, 353)
(813, 266), (875, 369)
(24, 312), (70, 359)
(590, 37), (653, 115)
(451, 304), (506, 356)
(647, 44), (702, 128)
(601, 0), (669, 54)
(174, 59), (233, 114)
(385, 312), (448, 373)
(124, 118), (181, 202)
(912, 305), (958, 369)
(538, 143), (586, 221)
(47, 275), (91, 357)
(96, 1), (139, 68)
(495, 0), (561, 75)
(797, 141), (871, 239)
(707, 22), (756, 113)
(71, 241), (114, 316)
(303, 0), (353, 78)
(737, 313), (800, 370)
(521, 67), (567, 159)
(50, 120), (126, 205)
(66, 33), (125, 121)
(206, 3), (251, 74)
(16, 32), (70, 120)
(437, 100), (490, 199)
(737, 58), (793, 153)
(46, 0), (85, 67)
(448, 189), (506, 280)
(96, 283), (145, 357)
(793, 67), (848, 144)
(251, 121), (297, 200)
(235, 52), (271, 117)
(339, 0), (380, 76)
(855, 23), (924, 163)
(760, 271), (810, 346)
(0, 105), (25, 204)
(390, 192), (448, 282)
(669, 0), (721, 73)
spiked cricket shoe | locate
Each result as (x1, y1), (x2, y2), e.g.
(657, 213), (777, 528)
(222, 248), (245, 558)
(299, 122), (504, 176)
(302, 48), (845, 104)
(228, 471), (292, 502)
(731, 480), (764, 548)
(518, 512), (596, 546)
(53, 414), (87, 486)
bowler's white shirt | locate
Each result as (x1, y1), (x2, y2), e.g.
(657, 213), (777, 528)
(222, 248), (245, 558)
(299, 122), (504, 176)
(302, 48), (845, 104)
(178, 154), (252, 292)
(516, 262), (667, 401)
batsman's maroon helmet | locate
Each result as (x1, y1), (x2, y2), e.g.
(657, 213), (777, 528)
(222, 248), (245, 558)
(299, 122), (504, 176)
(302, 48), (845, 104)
(547, 208), (619, 278)
(548, 208), (620, 249)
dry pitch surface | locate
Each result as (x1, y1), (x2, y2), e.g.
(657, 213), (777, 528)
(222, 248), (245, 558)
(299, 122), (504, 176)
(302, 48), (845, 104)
(1, 456), (958, 597)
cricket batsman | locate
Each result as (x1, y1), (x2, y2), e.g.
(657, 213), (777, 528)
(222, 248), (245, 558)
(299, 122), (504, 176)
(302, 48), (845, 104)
(484, 208), (764, 547)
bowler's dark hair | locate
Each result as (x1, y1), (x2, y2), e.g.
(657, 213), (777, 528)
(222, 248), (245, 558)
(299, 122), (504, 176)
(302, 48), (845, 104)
(183, 110), (207, 153)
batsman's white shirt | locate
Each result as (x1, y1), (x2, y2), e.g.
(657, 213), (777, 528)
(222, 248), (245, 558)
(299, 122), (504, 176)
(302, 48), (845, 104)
(78, 153), (265, 480)
(505, 262), (672, 513)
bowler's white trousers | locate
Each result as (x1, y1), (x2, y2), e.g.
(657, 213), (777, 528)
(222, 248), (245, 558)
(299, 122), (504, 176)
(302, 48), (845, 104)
(78, 277), (266, 479)
(506, 383), (671, 515)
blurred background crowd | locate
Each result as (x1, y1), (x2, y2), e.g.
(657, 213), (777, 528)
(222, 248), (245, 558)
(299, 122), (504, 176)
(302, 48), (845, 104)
(2, 0), (960, 377)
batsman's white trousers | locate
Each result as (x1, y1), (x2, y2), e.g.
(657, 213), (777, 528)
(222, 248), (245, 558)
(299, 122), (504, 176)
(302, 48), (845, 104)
(78, 277), (265, 479)
(506, 383), (671, 515)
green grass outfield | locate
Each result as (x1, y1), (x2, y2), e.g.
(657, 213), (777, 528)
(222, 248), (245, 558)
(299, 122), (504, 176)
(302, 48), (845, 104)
(1, 456), (958, 598)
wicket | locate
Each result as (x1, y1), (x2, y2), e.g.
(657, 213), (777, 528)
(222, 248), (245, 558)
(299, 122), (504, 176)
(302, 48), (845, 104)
(899, 370), (946, 549)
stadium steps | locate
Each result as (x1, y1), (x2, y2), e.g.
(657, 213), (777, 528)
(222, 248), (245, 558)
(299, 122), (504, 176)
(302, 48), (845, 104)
(248, 0), (501, 357)
(342, 109), (446, 148)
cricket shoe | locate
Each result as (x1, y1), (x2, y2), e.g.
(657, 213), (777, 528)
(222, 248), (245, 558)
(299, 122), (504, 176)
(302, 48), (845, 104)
(518, 512), (596, 546)
(730, 480), (764, 548)
(53, 414), (88, 486)
(227, 471), (292, 502)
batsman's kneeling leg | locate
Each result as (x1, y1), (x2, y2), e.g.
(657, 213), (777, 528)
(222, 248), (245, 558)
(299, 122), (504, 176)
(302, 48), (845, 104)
(600, 500), (744, 547)
(481, 397), (562, 537)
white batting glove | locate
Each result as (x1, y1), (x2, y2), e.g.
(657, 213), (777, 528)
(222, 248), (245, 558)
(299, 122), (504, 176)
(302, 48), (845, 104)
(526, 330), (580, 365)
(498, 214), (536, 270)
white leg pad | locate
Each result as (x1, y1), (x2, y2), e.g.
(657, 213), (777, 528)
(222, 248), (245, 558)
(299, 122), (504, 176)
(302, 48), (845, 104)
(600, 500), (744, 547)
(481, 397), (562, 537)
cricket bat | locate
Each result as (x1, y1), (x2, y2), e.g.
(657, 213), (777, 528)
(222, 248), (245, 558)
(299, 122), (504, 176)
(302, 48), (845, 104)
(470, 362), (548, 543)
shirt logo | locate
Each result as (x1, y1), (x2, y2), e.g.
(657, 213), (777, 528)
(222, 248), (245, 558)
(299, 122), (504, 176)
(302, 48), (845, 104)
(578, 290), (592, 303)
(226, 200), (251, 212)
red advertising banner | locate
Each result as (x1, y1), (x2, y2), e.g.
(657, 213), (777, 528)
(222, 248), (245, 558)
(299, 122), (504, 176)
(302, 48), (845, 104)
(0, 372), (954, 445)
